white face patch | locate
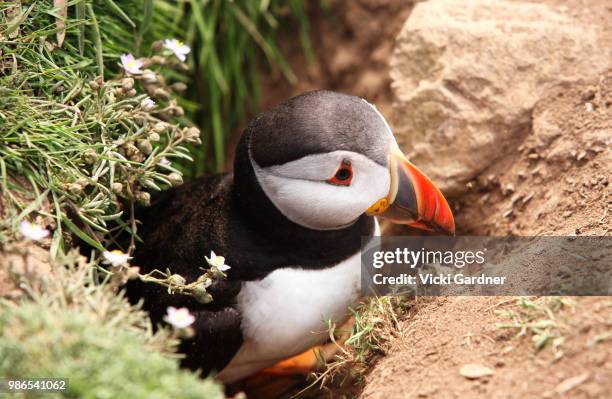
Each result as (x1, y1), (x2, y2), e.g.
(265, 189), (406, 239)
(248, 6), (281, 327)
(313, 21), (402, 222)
(253, 150), (390, 230)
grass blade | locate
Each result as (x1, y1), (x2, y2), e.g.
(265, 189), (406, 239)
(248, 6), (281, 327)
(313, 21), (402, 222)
(86, 3), (104, 77)
(103, 0), (136, 29)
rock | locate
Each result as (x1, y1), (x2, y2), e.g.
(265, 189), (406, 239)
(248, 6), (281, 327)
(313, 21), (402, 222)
(459, 363), (494, 379)
(554, 372), (590, 394)
(390, 0), (611, 197)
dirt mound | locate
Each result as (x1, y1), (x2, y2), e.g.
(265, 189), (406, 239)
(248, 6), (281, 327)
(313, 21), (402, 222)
(456, 78), (611, 237)
(361, 296), (611, 399)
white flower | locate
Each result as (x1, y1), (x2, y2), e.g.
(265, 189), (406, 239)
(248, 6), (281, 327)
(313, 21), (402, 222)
(165, 306), (195, 329)
(206, 250), (231, 272)
(120, 53), (143, 75)
(163, 39), (190, 62)
(159, 157), (171, 166)
(141, 97), (155, 111)
(20, 220), (50, 241)
(102, 249), (131, 267)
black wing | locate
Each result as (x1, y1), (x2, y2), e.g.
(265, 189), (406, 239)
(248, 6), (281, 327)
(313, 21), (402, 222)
(127, 173), (244, 375)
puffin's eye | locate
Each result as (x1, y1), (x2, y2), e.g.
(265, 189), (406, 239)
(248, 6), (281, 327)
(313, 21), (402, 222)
(326, 159), (353, 186)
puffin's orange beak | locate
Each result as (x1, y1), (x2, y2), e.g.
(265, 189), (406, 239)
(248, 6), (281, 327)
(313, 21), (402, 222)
(367, 148), (455, 235)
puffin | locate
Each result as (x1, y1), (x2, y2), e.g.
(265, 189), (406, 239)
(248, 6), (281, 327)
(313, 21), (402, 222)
(128, 90), (454, 383)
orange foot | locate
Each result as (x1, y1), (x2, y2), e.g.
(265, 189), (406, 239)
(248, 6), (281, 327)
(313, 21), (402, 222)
(236, 318), (355, 398)
(237, 346), (334, 399)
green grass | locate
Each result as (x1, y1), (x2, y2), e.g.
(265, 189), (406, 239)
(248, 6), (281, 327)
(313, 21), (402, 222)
(148, 0), (312, 175)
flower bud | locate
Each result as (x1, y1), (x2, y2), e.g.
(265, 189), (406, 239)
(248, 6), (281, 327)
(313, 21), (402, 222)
(135, 191), (151, 206)
(153, 122), (167, 134)
(127, 266), (140, 280)
(192, 283), (213, 304)
(81, 149), (97, 165)
(153, 88), (170, 101)
(176, 326), (195, 339)
(114, 87), (124, 96)
(123, 143), (138, 157)
(137, 139), (153, 155)
(121, 77), (135, 91)
(148, 132), (160, 142)
(142, 69), (157, 83)
(151, 55), (166, 65)
(76, 177), (89, 188)
(130, 152), (145, 163)
(186, 126), (200, 139)
(184, 126), (201, 143)
(196, 275), (213, 287)
(168, 172), (183, 186)
(112, 182), (123, 194)
(173, 106), (185, 117)
(171, 82), (187, 92)
(67, 183), (82, 195)
(141, 97), (155, 111)
(126, 88), (137, 97)
(89, 80), (100, 91)
(168, 273), (186, 286)
(151, 40), (164, 52)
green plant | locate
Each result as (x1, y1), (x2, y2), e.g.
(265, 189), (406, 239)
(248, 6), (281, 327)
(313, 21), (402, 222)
(0, 250), (223, 399)
(496, 296), (575, 354)
(1, 1), (198, 255)
(293, 297), (407, 397)
(148, 0), (312, 174)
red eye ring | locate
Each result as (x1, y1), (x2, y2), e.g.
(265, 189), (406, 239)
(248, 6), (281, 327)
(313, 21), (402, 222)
(327, 159), (353, 186)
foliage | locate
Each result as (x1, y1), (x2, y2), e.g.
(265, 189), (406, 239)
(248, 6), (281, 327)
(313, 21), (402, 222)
(74, 0), (311, 174)
(1, 1), (199, 256)
(151, 0), (311, 174)
(0, 250), (223, 399)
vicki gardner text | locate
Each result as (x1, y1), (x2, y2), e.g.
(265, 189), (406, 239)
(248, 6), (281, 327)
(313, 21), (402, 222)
(372, 248), (486, 269)
(372, 273), (507, 285)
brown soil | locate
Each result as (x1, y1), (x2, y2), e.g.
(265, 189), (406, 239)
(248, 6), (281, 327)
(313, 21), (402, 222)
(261, 0), (416, 119)
(362, 296), (611, 399)
(455, 78), (611, 237)
(259, 0), (612, 398)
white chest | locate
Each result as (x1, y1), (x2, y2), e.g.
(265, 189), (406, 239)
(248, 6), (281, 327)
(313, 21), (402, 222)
(243, 249), (361, 344)
(216, 221), (380, 383)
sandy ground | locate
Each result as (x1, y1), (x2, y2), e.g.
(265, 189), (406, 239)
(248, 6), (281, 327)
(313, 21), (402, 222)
(361, 296), (611, 399)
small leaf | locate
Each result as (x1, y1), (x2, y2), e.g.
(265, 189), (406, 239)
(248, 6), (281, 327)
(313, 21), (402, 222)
(86, 4), (104, 76)
(7, 3), (35, 38)
(62, 216), (104, 251)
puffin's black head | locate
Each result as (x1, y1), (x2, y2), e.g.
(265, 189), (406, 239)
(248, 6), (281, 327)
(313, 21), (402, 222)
(237, 90), (455, 234)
